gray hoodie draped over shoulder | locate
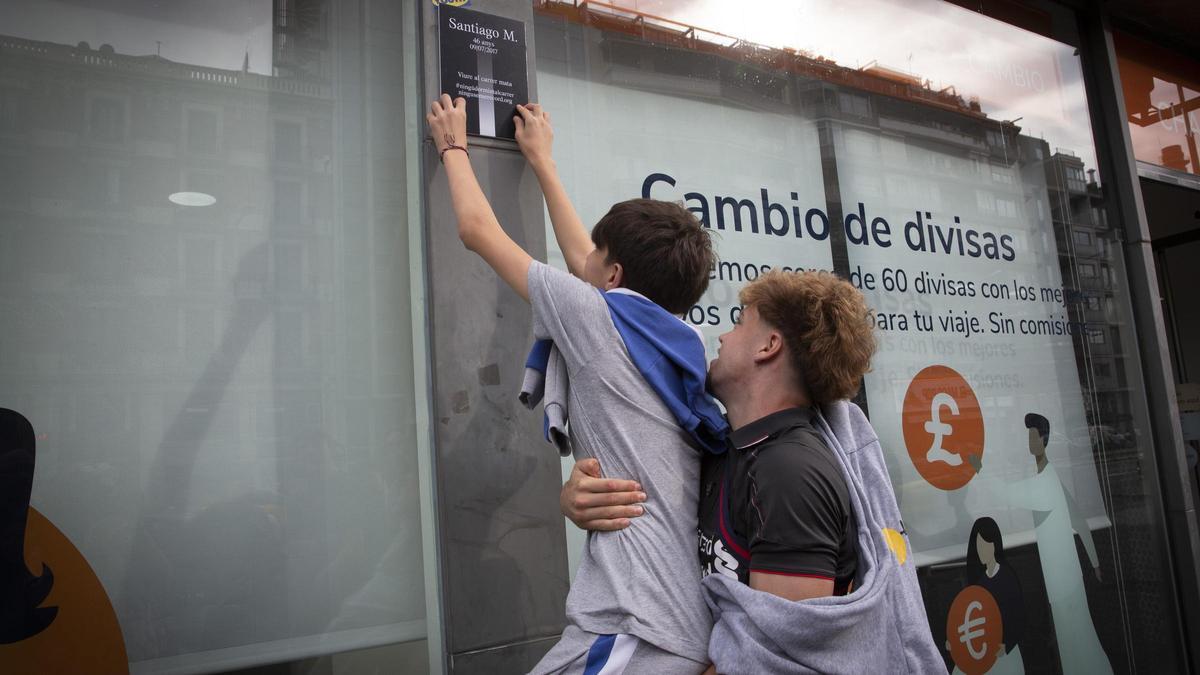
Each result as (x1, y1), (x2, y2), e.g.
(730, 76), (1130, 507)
(703, 400), (944, 674)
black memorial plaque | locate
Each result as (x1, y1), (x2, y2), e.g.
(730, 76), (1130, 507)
(438, 5), (529, 140)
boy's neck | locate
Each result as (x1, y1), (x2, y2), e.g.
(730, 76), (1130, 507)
(723, 378), (809, 430)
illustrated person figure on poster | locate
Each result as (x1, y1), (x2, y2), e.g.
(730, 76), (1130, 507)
(0, 408), (57, 644)
(947, 517), (1026, 674)
(971, 413), (1111, 675)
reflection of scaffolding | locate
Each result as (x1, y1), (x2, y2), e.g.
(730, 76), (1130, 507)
(534, 0), (988, 117)
(1127, 95), (1200, 128)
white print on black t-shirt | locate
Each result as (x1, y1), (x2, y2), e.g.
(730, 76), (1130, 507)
(698, 528), (739, 581)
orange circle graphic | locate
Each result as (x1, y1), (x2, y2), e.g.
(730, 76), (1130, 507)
(901, 365), (985, 491)
(0, 507), (128, 673)
(946, 585), (1004, 675)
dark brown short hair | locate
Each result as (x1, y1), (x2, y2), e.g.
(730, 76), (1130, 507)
(591, 198), (714, 314)
(739, 270), (876, 404)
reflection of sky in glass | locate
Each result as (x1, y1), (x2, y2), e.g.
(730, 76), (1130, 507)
(1150, 77), (1182, 106)
(611, 0), (1101, 178)
(1128, 77), (1199, 173)
(0, 0), (272, 75)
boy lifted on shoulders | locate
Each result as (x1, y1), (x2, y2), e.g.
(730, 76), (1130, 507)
(427, 94), (725, 674)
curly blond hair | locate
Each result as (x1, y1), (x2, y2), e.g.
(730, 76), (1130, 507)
(739, 270), (876, 404)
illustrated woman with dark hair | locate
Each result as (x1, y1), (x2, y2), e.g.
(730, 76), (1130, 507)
(963, 517), (1026, 674)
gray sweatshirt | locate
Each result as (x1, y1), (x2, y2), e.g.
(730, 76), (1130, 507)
(703, 399), (944, 674)
(526, 262), (712, 665)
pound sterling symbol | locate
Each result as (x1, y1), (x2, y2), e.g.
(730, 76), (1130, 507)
(957, 600), (988, 660)
(925, 392), (962, 466)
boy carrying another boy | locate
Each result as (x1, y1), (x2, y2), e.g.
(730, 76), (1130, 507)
(427, 94), (724, 674)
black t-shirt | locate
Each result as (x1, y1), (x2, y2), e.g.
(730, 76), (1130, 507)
(698, 407), (857, 593)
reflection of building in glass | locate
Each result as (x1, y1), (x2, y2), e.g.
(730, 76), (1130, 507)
(0, 29), (334, 441)
(1042, 149), (1136, 449)
(0, 9), (409, 659)
(0, 28), (328, 654)
(273, 0), (331, 81)
(0, 0), (426, 664)
(535, 0), (986, 117)
(1034, 146), (1186, 658)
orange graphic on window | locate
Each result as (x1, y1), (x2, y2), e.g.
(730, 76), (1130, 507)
(0, 508), (128, 673)
(947, 585), (1004, 675)
(902, 365), (985, 491)
(0, 409), (128, 673)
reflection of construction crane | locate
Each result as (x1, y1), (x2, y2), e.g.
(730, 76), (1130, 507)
(533, 0), (988, 117)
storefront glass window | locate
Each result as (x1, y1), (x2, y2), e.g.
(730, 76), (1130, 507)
(534, 1), (1183, 672)
(0, 1), (431, 672)
(1114, 31), (1200, 179)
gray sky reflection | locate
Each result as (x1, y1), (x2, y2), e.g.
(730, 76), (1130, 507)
(613, 0), (1101, 178)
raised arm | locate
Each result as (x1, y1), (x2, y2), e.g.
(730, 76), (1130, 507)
(514, 104), (595, 277)
(428, 94), (532, 301)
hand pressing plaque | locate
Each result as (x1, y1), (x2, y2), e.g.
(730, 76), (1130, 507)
(439, 5), (529, 140)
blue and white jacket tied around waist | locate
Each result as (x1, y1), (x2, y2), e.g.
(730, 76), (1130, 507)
(519, 288), (728, 456)
(703, 400), (944, 674)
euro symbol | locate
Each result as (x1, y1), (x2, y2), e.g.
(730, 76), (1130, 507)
(957, 599), (989, 660)
(924, 392), (963, 466)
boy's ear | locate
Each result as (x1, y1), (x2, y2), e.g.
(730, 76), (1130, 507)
(604, 262), (624, 290)
(754, 331), (785, 364)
